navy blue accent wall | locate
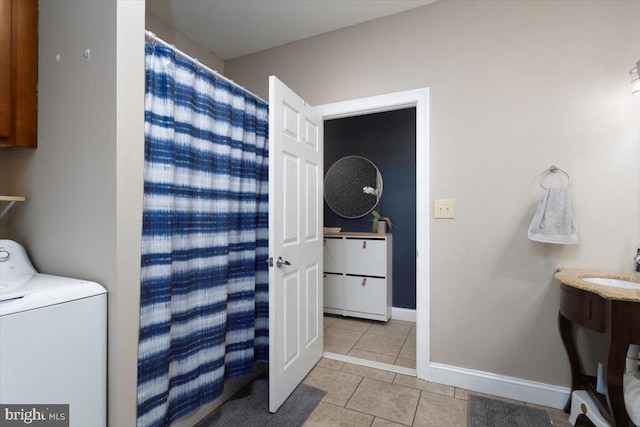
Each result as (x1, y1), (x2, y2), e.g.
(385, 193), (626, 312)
(324, 108), (416, 309)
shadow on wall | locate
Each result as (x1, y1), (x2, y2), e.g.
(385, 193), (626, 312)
(493, 200), (575, 283)
(478, 198), (584, 385)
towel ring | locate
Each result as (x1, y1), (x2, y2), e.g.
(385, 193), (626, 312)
(539, 165), (570, 189)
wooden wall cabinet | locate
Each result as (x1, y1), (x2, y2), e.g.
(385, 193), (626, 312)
(0, 0), (37, 148)
(323, 233), (392, 322)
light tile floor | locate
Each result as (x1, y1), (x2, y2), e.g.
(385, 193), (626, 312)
(303, 358), (595, 426)
(323, 315), (416, 369)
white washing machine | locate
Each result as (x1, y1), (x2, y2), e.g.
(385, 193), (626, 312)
(0, 239), (107, 427)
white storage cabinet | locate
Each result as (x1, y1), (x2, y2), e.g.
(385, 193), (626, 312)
(323, 233), (392, 322)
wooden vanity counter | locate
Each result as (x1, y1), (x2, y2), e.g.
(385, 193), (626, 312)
(555, 268), (640, 426)
(555, 268), (640, 302)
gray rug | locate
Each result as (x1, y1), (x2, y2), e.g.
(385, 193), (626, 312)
(197, 377), (326, 427)
(468, 395), (552, 427)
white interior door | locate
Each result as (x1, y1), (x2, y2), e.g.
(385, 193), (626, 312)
(268, 76), (324, 413)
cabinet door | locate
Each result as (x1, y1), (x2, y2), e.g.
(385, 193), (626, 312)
(345, 276), (386, 316)
(323, 273), (344, 311)
(345, 239), (386, 277)
(0, 0), (37, 148)
(323, 238), (344, 273)
(0, 0), (11, 139)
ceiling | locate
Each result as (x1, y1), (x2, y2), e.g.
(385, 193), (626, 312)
(145, 0), (436, 60)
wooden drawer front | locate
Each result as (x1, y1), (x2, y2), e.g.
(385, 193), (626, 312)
(0, 0), (37, 148)
(559, 285), (605, 332)
(345, 239), (386, 277)
(345, 275), (386, 316)
(323, 273), (344, 310)
(631, 301), (640, 343)
(323, 238), (344, 273)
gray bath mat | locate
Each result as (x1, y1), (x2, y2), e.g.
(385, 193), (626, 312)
(197, 377), (325, 427)
(468, 395), (552, 427)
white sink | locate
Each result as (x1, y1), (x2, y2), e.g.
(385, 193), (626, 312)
(582, 277), (640, 290)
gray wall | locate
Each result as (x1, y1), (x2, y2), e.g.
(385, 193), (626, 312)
(1, 3), (262, 426)
(225, 0), (640, 386)
(1, 0), (638, 420)
(5, 0), (117, 282)
(1, 1), (145, 425)
(145, 12), (225, 73)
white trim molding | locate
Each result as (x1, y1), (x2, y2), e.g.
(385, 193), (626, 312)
(323, 352), (416, 377)
(316, 90), (570, 413)
(317, 87), (431, 382)
(392, 307), (417, 322)
(429, 362), (571, 409)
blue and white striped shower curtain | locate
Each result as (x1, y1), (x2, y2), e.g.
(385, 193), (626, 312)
(137, 44), (269, 427)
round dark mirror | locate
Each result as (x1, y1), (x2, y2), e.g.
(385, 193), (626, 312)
(324, 156), (383, 218)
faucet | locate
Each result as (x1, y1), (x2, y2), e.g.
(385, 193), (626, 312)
(636, 254), (640, 272)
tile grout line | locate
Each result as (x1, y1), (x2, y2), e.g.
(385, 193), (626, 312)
(391, 329), (410, 367)
(325, 316), (416, 369)
(361, 375), (422, 425)
(314, 356), (567, 426)
(316, 361), (434, 425)
(325, 325), (364, 353)
(395, 327), (416, 369)
(409, 390), (423, 427)
(339, 376), (415, 427)
(343, 375), (366, 409)
(314, 400), (380, 425)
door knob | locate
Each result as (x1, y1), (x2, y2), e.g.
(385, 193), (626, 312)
(276, 256), (291, 268)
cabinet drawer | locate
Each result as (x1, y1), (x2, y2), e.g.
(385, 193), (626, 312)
(323, 273), (344, 311)
(345, 275), (386, 316)
(345, 238), (386, 277)
(559, 284), (605, 332)
(323, 238), (344, 273)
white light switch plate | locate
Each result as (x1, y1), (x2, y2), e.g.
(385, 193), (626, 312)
(434, 199), (455, 219)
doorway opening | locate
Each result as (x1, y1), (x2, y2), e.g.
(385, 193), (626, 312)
(316, 88), (430, 380)
(322, 108), (417, 371)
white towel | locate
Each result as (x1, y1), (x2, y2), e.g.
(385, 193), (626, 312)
(528, 187), (578, 244)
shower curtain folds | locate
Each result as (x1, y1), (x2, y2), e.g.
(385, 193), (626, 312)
(137, 43), (269, 427)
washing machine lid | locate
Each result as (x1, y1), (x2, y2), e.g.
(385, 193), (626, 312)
(0, 240), (106, 316)
(0, 273), (106, 316)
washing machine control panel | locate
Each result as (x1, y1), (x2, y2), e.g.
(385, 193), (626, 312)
(0, 240), (37, 277)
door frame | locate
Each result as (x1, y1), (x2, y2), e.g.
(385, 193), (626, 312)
(316, 88), (431, 381)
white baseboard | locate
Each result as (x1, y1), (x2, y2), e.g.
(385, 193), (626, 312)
(391, 307), (416, 322)
(323, 349), (569, 409)
(328, 304), (568, 410)
(428, 362), (571, 409)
